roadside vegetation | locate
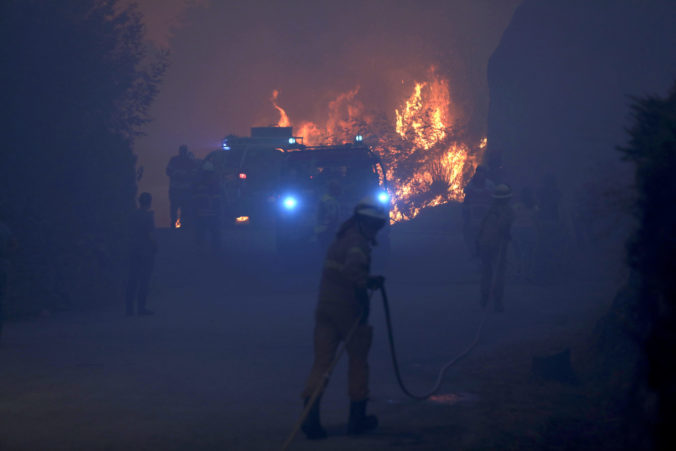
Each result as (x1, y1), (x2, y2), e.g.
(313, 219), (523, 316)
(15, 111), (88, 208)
(0, 0), (166, 317)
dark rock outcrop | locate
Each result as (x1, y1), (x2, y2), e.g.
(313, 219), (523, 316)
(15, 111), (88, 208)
(486, 0), (676, 189)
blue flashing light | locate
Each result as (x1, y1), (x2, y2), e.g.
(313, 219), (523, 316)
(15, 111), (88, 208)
(222, 139), (231, 151)
(282, 195), (298, 210)
(377, 190), (389, 204)
(289, 137), (296, 144)
(355, 134), (363, 142)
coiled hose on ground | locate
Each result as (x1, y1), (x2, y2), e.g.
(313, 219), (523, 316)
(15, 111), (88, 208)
(282, 285), (486, 449)
(379, 284), (487, 400)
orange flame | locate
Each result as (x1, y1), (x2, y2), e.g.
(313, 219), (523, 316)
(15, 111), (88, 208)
(175, 217), (181, 228)
(296, 87), (367, 146)
(383, 70), (484, 222)
(395, 79), (450, 150)
(270, 69), (485, 223)
(270, 90), (290, 127)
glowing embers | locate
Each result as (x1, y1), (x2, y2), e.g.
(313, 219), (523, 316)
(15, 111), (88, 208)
(235, 216), (250, 224)
(388, 141), (477, 223)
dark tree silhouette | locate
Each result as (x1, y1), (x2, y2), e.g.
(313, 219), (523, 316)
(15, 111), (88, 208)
(0, 0), (166, 315)
(620, 83), (676, 449)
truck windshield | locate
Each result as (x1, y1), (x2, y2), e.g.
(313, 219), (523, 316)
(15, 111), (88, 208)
(281, 152), (380, 205)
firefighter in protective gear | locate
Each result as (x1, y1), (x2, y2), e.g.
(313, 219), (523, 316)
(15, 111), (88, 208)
(301, 197), (387, 440)
(315, 180), (343, 250)
(166, 145), (195, 228)
(476, 184), (514, 312)
(192, 161), (222, 251)
(463, 165), (495, 255)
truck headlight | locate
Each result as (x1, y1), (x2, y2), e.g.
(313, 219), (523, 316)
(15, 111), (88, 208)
(376, 190), (389, 204)
(282, 195), (298, 211)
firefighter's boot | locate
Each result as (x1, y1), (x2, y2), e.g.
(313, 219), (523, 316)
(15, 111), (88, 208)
(301, 397), (327, 440)
(347, 399), (378, 435)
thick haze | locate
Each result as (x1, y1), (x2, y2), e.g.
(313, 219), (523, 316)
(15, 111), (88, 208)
(134, 0), (520, 225)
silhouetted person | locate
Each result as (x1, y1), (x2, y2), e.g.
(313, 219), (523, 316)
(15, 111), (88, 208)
(0, 217), (17, 341)
(192, 161), (222, 251)
(166, 145), (195, 229)
(476, 184), (514, 312)
(463, 165), (495, 256)
(512, 187), (539, 281)
(315, 180), (343, 251)
(125, 192), (157, 316)
(301, 197), (387, 440)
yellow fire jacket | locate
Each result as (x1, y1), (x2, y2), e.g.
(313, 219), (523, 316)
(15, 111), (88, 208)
(318, 224), (371, 312)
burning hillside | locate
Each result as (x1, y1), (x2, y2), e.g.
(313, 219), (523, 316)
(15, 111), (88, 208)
(271, 70), (486, 222)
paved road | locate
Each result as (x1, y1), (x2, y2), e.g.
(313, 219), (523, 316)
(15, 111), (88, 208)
(0, 224), (619, 450)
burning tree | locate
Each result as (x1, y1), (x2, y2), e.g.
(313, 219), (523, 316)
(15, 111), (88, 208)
(270, 69), (486, 222)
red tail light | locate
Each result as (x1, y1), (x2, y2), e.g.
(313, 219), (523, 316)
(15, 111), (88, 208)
(239, 172), (247, 180)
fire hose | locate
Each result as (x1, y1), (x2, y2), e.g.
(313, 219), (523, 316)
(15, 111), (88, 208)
(380, 284), (487, 400)
(281, 284), (486, 449)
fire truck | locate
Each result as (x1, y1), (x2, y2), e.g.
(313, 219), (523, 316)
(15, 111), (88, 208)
(275, 138), (390, 251)
(203, 126), (293, 226)
(206, 126), (390, 251)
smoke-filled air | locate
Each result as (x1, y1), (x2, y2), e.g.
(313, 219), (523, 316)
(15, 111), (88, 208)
(269, 69), (486, 222)
(2, 1), (676, 450)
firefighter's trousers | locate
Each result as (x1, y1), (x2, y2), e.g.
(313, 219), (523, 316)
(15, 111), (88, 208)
(302, 303), (373, 402)
(480, 243), (508, 311)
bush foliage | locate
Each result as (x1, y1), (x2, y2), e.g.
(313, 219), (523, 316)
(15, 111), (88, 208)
(620, 83), (676, 448)
(0, 0), (166, 315)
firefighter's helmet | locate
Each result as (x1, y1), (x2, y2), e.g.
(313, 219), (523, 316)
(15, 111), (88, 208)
(354, 197), (388, 222)
(492, 184), (513, 199)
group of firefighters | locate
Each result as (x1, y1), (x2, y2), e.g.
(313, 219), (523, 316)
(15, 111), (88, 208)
(463, 165), (566, 285)
(123, 146), (560, 441)
(166, 145), (223, 249)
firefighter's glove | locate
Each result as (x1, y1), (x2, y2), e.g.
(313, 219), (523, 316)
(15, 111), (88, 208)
(367, 275), (385, 290)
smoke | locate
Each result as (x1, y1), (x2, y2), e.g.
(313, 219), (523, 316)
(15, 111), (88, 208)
(131, 0), (208, 49)
(134, 0), (520, 225)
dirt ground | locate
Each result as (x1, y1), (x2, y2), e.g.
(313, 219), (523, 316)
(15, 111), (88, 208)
(0, 220), (627, 450)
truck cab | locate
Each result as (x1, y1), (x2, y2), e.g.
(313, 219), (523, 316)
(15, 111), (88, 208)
(275, 143), (390, 251)
(205, 127), (294, 226)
